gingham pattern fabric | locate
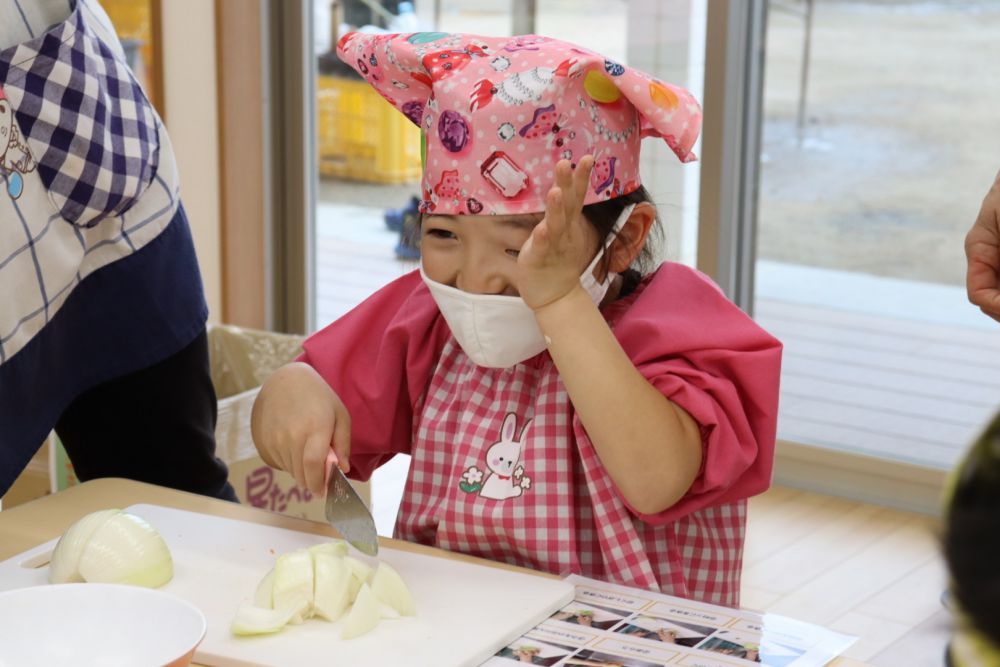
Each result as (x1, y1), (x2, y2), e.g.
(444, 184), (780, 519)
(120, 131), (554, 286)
(0, 0), (178, 364)
(397, 338), (747, 606)
(0, 2), (159, 228)
(302, 266), (781, 607)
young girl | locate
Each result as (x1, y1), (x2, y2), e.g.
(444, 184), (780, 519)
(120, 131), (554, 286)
(252, 32), (782, 607)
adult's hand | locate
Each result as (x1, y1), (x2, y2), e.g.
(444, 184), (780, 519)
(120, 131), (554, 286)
(966, 170), (1000, 322)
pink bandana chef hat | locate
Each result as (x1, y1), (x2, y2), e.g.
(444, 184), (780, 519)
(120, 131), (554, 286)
(336, 32), (702, 216)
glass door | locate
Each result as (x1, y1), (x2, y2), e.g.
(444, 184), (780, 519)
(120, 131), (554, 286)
(754, 0), (1000, 473)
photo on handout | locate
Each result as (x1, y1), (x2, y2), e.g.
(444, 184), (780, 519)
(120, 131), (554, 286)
(563, 647), (662, 667)
(485, 636), (576, 665)
(613, 614), (716, 647)
(695, 628), (764, 663)
(550, 601), (631, 631)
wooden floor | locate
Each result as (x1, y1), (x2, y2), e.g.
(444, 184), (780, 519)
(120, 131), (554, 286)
(744, 486), (947, 666)
(755, 295), (1000, 471)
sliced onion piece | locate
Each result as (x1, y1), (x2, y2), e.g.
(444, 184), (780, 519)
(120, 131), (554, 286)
(370, 562), (415, 616)
(312, 551), (351, 622)
(344, 555), (374, 602)
(272, 549), (313, 624)
(341, 583), (381, 639)
(254, 567), (275, 608)
(231, 603), (300, 636)
(308, 541), (348, 558)
(380, 602), (401, 620)
(49, 509), (121, 584)
(77, 512), (173, 588)
(232, 544), (416, 640)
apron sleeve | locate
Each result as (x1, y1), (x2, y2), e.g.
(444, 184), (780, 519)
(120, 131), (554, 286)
(300, 270), (450, 481)
(607, 263), (783, 525)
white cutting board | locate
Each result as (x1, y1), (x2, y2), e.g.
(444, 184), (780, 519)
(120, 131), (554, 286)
(0, 504), (574, 667)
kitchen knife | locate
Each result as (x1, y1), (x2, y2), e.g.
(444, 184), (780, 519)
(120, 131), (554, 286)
(324, 451), (378, 556)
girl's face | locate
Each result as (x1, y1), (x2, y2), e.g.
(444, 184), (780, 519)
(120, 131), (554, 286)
(420, 213), (602, 296)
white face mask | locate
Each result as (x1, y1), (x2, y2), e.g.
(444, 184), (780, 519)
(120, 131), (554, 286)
(420, 203), (636, 368)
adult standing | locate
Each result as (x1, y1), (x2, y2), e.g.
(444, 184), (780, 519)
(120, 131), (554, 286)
(0, 0), (235, 501)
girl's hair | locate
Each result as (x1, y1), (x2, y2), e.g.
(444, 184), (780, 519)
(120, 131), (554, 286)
(581, 185), (661, 299)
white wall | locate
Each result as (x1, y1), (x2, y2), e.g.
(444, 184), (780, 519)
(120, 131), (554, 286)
(160, 0), (222, 322)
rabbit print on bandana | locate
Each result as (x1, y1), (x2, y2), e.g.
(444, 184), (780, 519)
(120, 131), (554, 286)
(459, 413), (533, 500)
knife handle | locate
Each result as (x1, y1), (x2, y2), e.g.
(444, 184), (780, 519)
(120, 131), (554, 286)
(323, 449), (339, 496)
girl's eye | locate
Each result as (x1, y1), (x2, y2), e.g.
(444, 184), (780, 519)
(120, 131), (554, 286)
(506, 249), (520, 258)
(425, 228), (456, 240)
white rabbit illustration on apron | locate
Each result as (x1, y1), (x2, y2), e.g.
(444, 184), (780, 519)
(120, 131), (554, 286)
(459, 413), (533, 500)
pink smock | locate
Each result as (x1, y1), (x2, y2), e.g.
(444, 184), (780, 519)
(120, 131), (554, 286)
(302, 263), (782, 606)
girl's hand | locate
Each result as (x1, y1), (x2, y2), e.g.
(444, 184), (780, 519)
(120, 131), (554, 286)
(517, 156), (598, 311)
(250, 362), (352, 495)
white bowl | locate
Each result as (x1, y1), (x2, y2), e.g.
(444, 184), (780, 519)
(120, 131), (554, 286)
(0, 583), (206, 667)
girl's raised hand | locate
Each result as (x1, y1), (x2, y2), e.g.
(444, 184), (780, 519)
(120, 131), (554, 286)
(517, 155), (598, 311)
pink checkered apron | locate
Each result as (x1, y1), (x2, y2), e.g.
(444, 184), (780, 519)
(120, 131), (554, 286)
(395, 339), (747, 607)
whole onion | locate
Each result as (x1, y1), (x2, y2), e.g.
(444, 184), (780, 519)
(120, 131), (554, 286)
(49, 509), (173, 588)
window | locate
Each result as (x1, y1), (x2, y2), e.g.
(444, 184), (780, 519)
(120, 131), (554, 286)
(754, 0), (1000, 476)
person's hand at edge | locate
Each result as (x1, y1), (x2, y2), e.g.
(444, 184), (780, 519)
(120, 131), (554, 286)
(965, 169), (1000, 322)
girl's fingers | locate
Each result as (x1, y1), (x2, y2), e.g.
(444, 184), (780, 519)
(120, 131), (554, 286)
(531, 156), (596, 267)
(332, 411), (352, 474)
(529, 217), (549, 251)
(541, 183), (566, 243)
(552, 162), (574, 226)
(557, 156), (594, 231)
(302, 429), (333, 494)
(573, 156), (595, 204)
(555, 159), (575, 191)
(568, 156), (593, 216)
(322, 449), (340, 495)
(289, 440), (307, 491)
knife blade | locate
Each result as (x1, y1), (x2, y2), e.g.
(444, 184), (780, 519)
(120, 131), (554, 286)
(324, 451), (379, 556)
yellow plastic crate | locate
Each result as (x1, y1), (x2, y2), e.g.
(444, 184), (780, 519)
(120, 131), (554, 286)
(317, 75), (422, 184)
(100, 0), (157, 105)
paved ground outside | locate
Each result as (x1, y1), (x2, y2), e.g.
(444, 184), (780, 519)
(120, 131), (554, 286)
(760, 0), (1000, 287)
